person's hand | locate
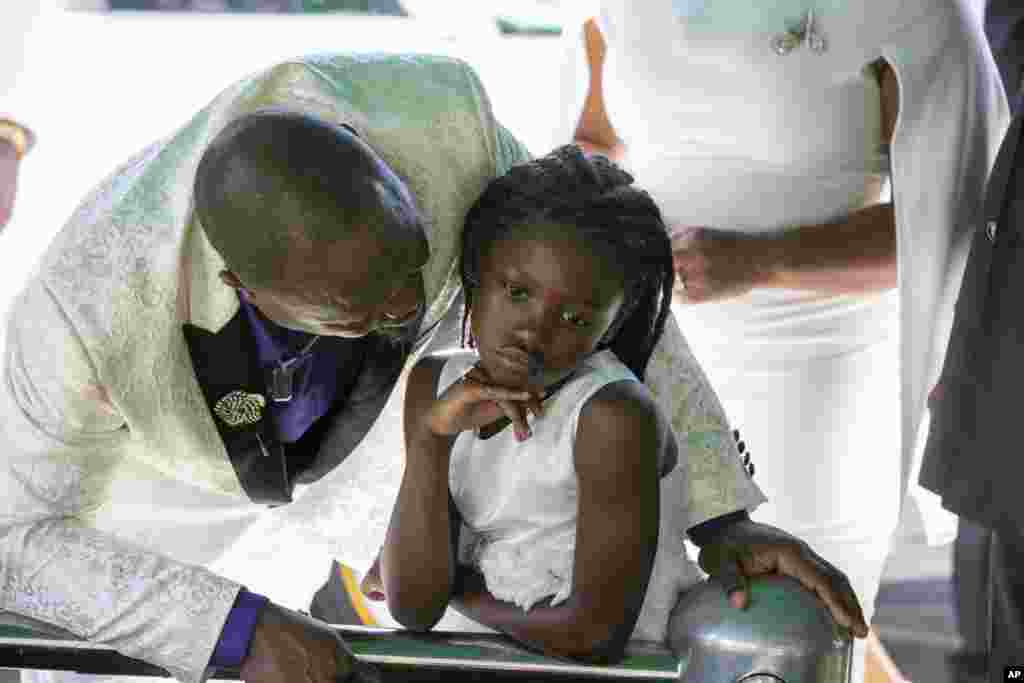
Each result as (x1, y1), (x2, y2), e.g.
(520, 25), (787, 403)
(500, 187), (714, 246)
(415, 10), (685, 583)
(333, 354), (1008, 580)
(423, 363), (543, 442)
(240, 602), (381, 682)
(697, 518), (870, 638)
(0, 140), (21, 230)
(671, 227), (774, 304)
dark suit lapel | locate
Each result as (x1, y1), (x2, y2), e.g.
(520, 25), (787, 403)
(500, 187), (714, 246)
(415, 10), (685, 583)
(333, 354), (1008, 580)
(183, 307), (417, 501)
(291, 333), (408, 486)
(985, 113), (1024, 230)
(182, 313), (292, 506)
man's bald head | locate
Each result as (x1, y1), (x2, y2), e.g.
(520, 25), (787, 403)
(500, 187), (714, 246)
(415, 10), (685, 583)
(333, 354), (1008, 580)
(194, 110), (429, 340)
(194, 110), (424, 290)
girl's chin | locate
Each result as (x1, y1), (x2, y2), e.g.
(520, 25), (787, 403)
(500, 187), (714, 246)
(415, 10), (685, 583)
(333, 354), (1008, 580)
(479, 358), (529, 389)
(480, 352), (565, 392)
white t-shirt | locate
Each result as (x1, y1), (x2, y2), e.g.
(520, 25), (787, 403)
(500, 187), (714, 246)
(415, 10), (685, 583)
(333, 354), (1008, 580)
(565, 0), (899, 368)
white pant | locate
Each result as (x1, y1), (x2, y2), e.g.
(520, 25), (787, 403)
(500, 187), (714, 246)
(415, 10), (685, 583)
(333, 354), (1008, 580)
(688, 331), (902, 683)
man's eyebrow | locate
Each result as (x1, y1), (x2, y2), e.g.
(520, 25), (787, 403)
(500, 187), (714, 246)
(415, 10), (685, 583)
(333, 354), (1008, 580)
(327, 260), (427, 309)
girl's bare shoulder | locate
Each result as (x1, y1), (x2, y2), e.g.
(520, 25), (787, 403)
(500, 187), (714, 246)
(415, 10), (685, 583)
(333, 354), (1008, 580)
(575, 380), (668, 471)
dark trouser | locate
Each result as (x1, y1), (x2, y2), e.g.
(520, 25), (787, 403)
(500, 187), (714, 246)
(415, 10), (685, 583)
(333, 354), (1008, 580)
(952, 520), (1024, 682)
(989, 523), (1024, 681)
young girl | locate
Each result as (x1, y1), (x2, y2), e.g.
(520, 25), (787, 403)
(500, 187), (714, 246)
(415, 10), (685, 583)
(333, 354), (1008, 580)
(370, 145), (697, 663)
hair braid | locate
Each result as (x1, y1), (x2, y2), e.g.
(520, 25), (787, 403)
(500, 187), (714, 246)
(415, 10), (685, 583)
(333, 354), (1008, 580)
(460, 145), (675, 381)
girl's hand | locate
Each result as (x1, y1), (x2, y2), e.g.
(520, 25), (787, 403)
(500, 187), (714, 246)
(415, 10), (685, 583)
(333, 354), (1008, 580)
(424, 364), (543, 441)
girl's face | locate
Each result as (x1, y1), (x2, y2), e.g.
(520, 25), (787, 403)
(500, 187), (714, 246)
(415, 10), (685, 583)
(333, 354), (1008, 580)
(470, 223), (626, 390)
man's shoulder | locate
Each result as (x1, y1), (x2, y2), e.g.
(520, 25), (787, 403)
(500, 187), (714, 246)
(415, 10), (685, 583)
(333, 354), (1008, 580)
(291, 53), (485, 103)
(298, 52), (475, 73)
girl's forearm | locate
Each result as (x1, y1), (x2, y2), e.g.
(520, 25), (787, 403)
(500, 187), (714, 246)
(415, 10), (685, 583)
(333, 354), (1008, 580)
(381, 426), (458, 631)
(452, 569), (631, 664)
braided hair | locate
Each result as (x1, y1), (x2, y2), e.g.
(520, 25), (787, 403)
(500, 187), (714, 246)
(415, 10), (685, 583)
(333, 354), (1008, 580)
(460, 145), (675, 381)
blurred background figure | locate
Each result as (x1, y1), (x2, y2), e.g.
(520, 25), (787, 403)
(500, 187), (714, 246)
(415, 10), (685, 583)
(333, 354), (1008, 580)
(101, 0), (405, 13)
(935, 4), (1024, 682)
(0, 0), (42, 230)
(556, 2), (1006, 682)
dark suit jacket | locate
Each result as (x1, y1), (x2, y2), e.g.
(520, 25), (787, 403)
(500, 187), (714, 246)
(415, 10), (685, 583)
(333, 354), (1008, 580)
(987, 0), (1024, 115)
(920, 112), (1024, 531)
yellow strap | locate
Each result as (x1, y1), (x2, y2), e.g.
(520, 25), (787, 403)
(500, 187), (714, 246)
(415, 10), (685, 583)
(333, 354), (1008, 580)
(339, 563), (379, 627)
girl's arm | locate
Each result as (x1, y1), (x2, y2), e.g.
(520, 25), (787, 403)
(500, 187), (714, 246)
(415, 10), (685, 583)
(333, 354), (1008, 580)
(380, 356), (458, 631)
(451, 380), (665, 664)
(381, 358), (539, 631)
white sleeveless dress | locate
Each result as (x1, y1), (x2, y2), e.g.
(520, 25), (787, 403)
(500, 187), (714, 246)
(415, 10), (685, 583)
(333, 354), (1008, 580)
(590, 2), (903, 679)
(367, 349), (704, 643)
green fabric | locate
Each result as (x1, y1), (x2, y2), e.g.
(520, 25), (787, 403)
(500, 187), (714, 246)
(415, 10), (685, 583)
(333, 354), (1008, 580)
(300, 0), (404, 14)
(0, 625), (41, 639)
(495, 16), (563, 35)
(494, 122), (532, 175)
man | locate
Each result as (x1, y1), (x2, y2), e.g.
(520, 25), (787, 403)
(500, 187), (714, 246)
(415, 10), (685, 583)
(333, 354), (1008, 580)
(0, 54), (866, 683)
(923, 4), (1024, 681)
(922, 4), (1024, 675)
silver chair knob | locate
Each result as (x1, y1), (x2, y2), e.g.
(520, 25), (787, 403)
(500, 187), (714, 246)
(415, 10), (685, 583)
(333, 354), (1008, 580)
(668, 574), (852, 682)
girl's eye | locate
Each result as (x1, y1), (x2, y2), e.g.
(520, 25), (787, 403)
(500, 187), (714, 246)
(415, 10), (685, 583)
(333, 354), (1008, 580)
(561, 311), (590, 328)
(504, 282), (529, 301)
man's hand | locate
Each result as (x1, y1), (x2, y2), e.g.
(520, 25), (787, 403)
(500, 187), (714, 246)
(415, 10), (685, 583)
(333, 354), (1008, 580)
(0, 140), (21, 230)
(697, 518), (870, 638)
(240, 602), (380, 682)
(671, 227), (775, 304)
